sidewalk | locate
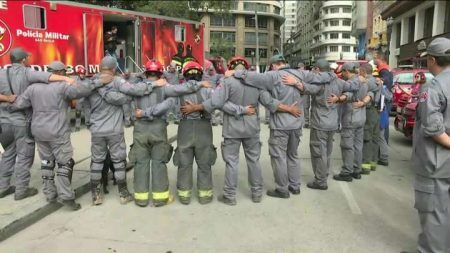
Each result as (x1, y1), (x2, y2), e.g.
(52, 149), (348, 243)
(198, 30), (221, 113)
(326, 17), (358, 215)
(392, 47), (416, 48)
(0, 124), (178, 241)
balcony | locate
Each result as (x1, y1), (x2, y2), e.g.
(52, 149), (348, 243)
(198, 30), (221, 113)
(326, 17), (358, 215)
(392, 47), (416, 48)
(322, 26), (352, 33)
(322, 1), (353, 8)
(316, 52), (358, 61)
(321, 12), (352, 20)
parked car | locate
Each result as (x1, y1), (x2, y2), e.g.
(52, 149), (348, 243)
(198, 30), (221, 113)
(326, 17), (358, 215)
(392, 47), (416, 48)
(391, 69), (433, 115)
(394, 71), (431, 139)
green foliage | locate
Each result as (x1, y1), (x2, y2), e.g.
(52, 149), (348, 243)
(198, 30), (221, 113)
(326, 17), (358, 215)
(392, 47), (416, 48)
(71, 0), (233, 21)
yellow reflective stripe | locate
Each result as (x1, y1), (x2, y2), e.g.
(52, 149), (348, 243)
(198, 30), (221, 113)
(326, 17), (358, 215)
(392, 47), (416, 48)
(134, 192), (149, 200)
(198, 190), (213, 198)
(177, 189), (191, 198)
(361, 163), (371, 170)
(152, 191), (169, 200)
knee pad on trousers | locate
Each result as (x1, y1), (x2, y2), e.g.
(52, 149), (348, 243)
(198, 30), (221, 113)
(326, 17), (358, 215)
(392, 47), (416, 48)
(41, 160), (56, 180)
(57, 162), (74, 183)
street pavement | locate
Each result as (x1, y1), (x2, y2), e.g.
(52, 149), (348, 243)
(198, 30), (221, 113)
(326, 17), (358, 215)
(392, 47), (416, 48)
(0, 120), (419, 253)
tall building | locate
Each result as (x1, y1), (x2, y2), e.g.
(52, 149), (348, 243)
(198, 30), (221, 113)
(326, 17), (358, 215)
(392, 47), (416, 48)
(281, 0), (297, 43)
(200, 0), (284, 70)
(285, 0), (357, 65)
(382, 0), (450, 68)
(351, 1), (373, 59)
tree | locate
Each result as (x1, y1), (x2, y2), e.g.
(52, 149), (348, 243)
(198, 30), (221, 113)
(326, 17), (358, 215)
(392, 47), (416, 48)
(209, 37), (235, 61)
(71, 0), (232, 21)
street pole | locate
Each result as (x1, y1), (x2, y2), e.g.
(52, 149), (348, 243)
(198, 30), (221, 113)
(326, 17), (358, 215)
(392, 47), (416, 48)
(281, 0), (285, 55)
(255, 10), (260, 72)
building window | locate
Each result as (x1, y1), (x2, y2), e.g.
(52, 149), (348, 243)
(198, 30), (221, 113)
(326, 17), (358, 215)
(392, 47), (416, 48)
(330, 33), (339, 39)
(244, 2), (269, 12)
(329, 45), (338, 52)
(274, 20), (281, 31)
(245, 16), (256, 27)
(445, 1), (450, 33)
(244, 48), (256, 57)
(258, 17), (268, 29)
(423, 7), (434, 38)
(330, 20), (339, 26)
(210, 31), (236, 42)
(395, 23), (401, 48)
(343, 19), (351, 26)
(259, 33), (268, 46)
(23, 5), (46, 29)
(342, 46), (351, 52)
(342, 33), (351, 39)
(175, 25), (185, 42)
(245, 32), (256, 44)
(343, 7), (351, 13)
(274, 6), (281, 14)
(330, 7), (339, 14)
(408, 16), (415, 43)
(210, 15), (235, 27)
(259, 48), (268, 58)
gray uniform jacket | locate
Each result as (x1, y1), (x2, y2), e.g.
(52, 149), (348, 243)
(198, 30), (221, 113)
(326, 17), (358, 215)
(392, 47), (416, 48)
(413, 67), (450, 178)
(179, 87), (214, 120)
(366, 75), (380, 108)
(234, 68), (327, 130)
(117, 79), (203, 121)
(0, 64), (51, 126)
(302, 72), (361, 131)
(341, 75), (368, 129)
(10, 81), (97, 141)
(163, 71), (182, 85)
(87, 77), (132, 137)
(202, 73), (223, 89)
(202, 76), (279, 138)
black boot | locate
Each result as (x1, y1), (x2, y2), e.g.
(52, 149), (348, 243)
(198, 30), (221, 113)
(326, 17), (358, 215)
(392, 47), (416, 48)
(0, 186), (15, 198)
(14, 187), (38, 200)
(266, 189), (290, 199)
(118, 181), (133, 205)
(58, 199), (82, 211)
(91, 181), (103, 205)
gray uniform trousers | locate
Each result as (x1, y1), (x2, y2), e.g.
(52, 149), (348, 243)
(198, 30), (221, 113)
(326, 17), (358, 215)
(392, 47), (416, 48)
(362, 106), (380, 168)
(414, 175), (450, 253)
(340, 127), (364, 175)
(0, 123), (15, 151)
(303, 95), (311, 125)
(310, 129), (335, 186)
(133, 120), (172, 202)
(37, 133), (75, 201)
(377, 128), (389, 163)
(222, 137), (263, 199)
(173, 119), (216, 198)
(268, 129), (302, 193)
(0, 125), (35, 195)
(90, 134), (127, 184)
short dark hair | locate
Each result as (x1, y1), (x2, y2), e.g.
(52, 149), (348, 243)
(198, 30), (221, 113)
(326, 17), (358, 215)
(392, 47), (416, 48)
(376, 52), (388, 62)
(361, 63), (373, 74)
(434, 52), (450, 67)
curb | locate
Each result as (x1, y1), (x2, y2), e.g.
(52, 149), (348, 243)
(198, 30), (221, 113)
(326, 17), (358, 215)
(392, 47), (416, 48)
(0, 134), (178, 242)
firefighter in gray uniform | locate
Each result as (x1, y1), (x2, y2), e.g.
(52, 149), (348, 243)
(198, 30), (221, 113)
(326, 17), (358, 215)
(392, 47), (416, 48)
(181, 56), (300, 204)
(163, 62), (183, 124)
(0, 48), (75, 200)
(333, 63), (369, 181)
(412, 38), (450, 253)
(172, 61), (216, 205)
(282, 60), (362, 190)
(116, 59), (210, 207)
(226, 55), (310, 198)
(8, 61), (99, 210)
(203, 65), (224, 126)
(87, 56), (134, 206)
(360, 64), (381, 173)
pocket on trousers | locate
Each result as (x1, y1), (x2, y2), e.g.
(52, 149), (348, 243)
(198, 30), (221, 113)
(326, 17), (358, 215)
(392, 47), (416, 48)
(209, 145), (217, 166)
(173, 147), (180, 166)
(414, 177), (436, 213)
(268, 138), (280, 157)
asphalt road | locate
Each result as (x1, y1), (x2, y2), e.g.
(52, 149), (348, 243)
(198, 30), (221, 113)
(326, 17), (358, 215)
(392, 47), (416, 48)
(0, 121), (419, 253)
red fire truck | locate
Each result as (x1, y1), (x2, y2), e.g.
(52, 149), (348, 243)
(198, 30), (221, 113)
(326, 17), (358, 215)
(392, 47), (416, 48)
(0, 0), (204, 74)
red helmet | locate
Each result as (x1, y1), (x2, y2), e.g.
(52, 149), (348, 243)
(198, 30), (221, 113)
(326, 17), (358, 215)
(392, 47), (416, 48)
(144, 60), (163, 74)
(182, 61), (203, 77)
(76, 66), (86, 75)
(228, 56), (250, 70)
